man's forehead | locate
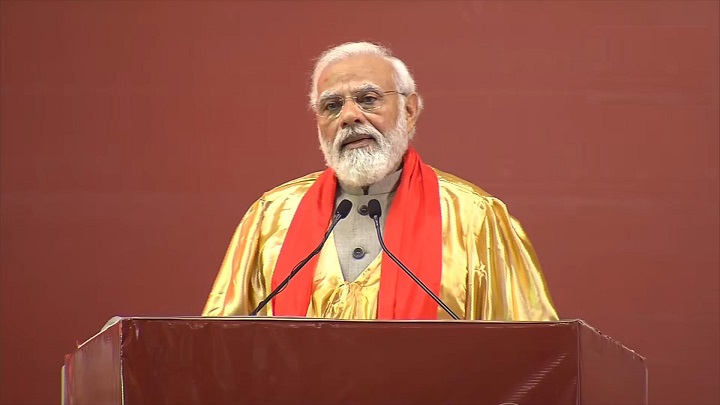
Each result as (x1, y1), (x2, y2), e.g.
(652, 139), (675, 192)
(317, 54), (394, 93)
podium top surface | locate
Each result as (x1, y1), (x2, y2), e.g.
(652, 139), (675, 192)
(84, 316), (644, 358)
(86, 316), (645, 362)
(94, 315), (602, 329)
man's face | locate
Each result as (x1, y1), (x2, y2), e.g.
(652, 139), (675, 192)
(314, 54), (419, 187)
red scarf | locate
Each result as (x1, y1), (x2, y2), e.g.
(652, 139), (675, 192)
(270, 147), (443, 319)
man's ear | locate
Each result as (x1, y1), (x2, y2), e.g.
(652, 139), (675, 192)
(404, 93), (420, 133)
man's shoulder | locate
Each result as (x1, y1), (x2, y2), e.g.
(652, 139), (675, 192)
(431, 166), (518, 223)
(258, 171), (324, 204)
(432, 167), (494, 202)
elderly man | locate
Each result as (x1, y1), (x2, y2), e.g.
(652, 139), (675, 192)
(202, 42), (558, 321)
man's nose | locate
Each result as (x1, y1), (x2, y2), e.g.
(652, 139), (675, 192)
(339, 99), (365, 129)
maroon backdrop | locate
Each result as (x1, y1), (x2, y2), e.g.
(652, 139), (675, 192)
(1, 1), (718, 404)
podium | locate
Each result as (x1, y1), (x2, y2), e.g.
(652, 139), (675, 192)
(62, 317), (647, 404)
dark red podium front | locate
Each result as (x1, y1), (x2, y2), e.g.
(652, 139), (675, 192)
(63, 317), (647, 405)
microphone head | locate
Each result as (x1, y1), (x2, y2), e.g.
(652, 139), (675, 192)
(367, 199), (382, 219)
(335, 199), (353, 219)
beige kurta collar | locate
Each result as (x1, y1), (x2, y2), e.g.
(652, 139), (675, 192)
(337, 169), (403, 196)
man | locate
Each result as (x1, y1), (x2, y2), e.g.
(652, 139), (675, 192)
(202, 42), (558, 321)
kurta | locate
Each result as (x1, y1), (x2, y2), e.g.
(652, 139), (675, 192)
(202, 167), (558, 321)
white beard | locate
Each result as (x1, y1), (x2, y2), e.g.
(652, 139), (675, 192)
(318, 113), (410, 188)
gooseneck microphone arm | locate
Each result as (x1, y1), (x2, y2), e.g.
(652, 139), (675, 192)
(249, 199), (353, 316)
(367, 199), (461, 320)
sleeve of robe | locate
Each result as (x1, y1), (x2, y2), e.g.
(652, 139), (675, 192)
(202, 199), (267, 316)
(466, 196), (559, 321)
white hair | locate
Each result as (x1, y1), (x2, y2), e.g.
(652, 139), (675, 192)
(308, 41), (424, 112)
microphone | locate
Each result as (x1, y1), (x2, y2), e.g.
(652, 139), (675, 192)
(249, 199), (353, 316)
(367, 199), (460, 320)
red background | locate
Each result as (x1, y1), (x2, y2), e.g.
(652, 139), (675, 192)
(1, 1), (718, 404)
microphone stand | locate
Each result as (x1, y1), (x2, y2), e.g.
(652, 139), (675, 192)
(249, 200), (352, 316)
(370, 214), (461, 320)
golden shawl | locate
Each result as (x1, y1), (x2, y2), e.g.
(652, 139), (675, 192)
(202, 167), (558, 321)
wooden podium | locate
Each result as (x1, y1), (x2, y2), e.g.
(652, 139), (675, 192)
(62, 317), (647, 404)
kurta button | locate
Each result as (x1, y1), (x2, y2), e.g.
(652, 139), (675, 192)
(358, 204), (369, 216)
(352, 247), (365, 259)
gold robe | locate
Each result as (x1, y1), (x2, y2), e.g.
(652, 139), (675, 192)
(202, 167), (558, 321)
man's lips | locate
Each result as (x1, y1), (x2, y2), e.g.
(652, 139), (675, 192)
(341, 134), (375, 149)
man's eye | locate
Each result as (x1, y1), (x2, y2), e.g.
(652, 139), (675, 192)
(323, 100), (342, 112)
(359, 94), (380, 106)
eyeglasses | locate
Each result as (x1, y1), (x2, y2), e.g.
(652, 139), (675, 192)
(315, 90), (406, 119)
